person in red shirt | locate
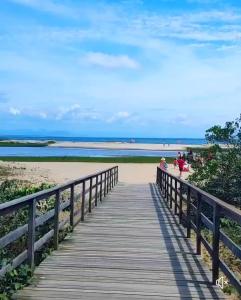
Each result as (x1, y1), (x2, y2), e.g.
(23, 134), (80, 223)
(177, 157), (185, 178)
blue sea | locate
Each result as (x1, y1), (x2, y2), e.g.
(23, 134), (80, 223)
(0, 136), (206, 158)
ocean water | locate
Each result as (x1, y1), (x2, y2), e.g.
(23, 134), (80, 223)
(0, 136), (205, 157)
(0, 147), (177, 158)
(0, 136), (206, 145)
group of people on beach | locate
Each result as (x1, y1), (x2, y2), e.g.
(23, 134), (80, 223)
(159, 150), (194, 178)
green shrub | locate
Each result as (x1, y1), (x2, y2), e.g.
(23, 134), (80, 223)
(0, 180), (55, 299)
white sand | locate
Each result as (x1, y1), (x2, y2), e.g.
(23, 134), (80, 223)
(0, 162), (191, 184)
(49, 141), (208, 151)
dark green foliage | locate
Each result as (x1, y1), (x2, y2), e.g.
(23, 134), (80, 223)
(0, 141), (55, 147)
(205, 115), (241, 144)
(189, 115), (241, 208)
(0, 265), (32, 299)
(0, 180), (54, 299)
(0, 180), (53, 204)
(221, 219), (241, 246)
(189, 115), (241, 296)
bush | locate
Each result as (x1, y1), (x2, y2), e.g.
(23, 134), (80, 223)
(0, 180), (55, 299)
(188, 115), (241, 297)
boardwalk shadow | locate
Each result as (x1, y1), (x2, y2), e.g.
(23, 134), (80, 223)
(149, 183), (222, 300)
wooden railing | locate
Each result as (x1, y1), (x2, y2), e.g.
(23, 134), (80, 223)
(156, 167), (241, 294)
(0, 166), (118, 277)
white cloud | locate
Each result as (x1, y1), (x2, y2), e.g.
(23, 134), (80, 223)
(84, 52), (139, 69)
(170, 114), (191, 125)
(2, 1), (241, 136)
(56, 104), (102, 121)
(8, 4), (241, 52)
(117, 111), (131, 118)
(9, 107), (21, 115)
(56, 104), (81, 120)
(39, 112), (47, 119)
(107, 111), (133, 123)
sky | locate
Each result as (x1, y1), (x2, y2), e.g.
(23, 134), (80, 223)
(0, 0), (241, 138)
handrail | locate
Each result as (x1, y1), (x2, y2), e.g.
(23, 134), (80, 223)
(0, 166), (118, 277)
(0, 166), (117, 216)
(156, 167), (241, 294)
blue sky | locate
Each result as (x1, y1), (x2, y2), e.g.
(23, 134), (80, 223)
(1, 0), (241, 137)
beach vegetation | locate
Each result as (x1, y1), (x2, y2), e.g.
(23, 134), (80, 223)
(0, 179), (69, 299)
(189, 115), (241, 208)
(0, 141), (55, 147)
(0, 165), (11, 179)
(188, 115), (241, 298)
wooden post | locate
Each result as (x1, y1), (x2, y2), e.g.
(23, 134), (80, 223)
(104, 172), (107, 196)
(108, 170), (111, 191)
(179, 182), (183, 224)
(81, 181), (86, 221)
(186, 186), (191, 238)
(164, 173), (166, 197)
(157, 168), (160, 188)
(167, 174), (169, 202)
(174, 179), (178, 215)
(116, 166), (119, 183)
(106, 171), (109, 193)
(115, 167), (117, 185)
(112, 169), (114, 188)
(89, 177), (93, 212)
(27, 199), (36, 270)
(166, 174), (169, 203)
(170, 177), (173, 209)
(165, 173), (167, 199)
(70, 184), (74, 229)
(163, 171), (165, 194)
(156, 167), (159, 185)
(161, 170), (164, 192)
(212, 204), (220, 284)
(95, 175), (98, 206)
(100, 173), (103, 202)
(110, 169), (112, 188)
(163, 172), (166, 196)
(196, 192), (202, 255)
(54, 190), (60, 250)
(109, 170), (112, 190)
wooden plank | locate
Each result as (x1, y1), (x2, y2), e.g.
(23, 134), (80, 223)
(14, 183), (224, 300)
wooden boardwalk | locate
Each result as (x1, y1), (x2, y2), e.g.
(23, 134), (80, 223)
(15, 183), (225, 299)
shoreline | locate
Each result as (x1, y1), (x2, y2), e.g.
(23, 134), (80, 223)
(0, 139), (209, 151)
(48, 141), (208, 151)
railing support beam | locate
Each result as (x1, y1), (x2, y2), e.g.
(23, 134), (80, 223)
(27, 199), (36, 270)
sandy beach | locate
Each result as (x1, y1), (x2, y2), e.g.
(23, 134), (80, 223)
(0, 161), (191, 184)
(48, 141), (207, 151)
